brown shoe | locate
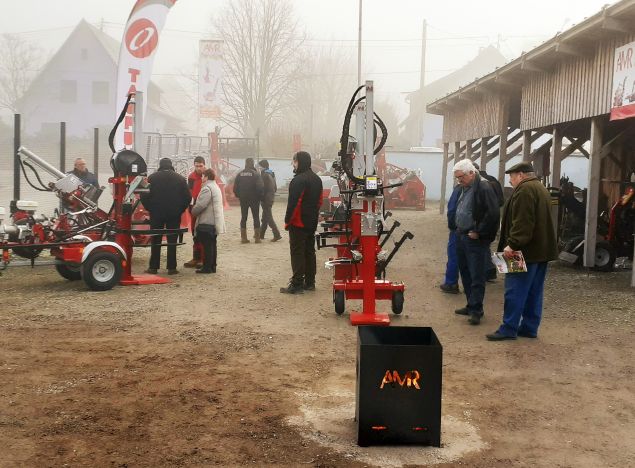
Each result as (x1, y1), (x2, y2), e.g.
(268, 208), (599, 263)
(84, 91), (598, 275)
(184, 259), (199, 268)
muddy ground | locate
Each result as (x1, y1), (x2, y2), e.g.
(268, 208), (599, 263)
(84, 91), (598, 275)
(1, 201), (634, 467)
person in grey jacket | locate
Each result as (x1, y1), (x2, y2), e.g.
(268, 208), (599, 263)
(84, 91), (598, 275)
(191, 169), (226, 273)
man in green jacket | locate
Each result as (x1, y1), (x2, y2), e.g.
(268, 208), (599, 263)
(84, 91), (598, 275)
(486, 162), (558, 341)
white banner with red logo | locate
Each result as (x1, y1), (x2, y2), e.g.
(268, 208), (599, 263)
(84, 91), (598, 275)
(610, 40), (635, 121)
(115, 0), (177, 150)
(198, 40), (223, 119)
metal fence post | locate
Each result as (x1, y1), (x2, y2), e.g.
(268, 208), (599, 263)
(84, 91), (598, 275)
(60, 122), (66, 173)
(13, 114), (21, 200)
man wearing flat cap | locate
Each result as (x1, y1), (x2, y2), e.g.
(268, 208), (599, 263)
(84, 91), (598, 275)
(486, 162), (558, 341)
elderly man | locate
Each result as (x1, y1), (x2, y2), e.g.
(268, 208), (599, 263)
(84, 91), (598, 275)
(69, 158), (98, 186)
(451, 159), (500, 325)
(486, 162), (558, 341)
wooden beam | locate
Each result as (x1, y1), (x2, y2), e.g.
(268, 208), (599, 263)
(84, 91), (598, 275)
(480, 138), (488, 172)
(440, 143), (449, 214)
(554, 42), (587, 58)
(550, 127), (563, 239)
(465, 139), (474, 161)
(494, 75), (522, 89)
(521, 59), (548, 73)
(601, 17), (630, 34)
(561, 137), (588, 159)
(454, 141), (461, 163)
(522, 130), (532, 162)
(583, 117), (603, 268)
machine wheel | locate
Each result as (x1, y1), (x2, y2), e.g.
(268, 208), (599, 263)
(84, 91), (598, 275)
(55, 262), (82, 281)
(334, 290), (345, 315)
(9, 219), (43, 259)
(391, 290), (404, 314)
(81, 251), (122, 291)
(593, 241), (616, 272)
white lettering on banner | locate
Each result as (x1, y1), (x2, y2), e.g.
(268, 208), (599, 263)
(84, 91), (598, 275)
(123, 68), (141, 147)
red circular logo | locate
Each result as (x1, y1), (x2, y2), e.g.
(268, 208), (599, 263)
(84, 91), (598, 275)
(125, 18), (159, 59)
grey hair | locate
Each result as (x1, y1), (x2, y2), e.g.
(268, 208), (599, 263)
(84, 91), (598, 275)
(453, 159), (477, 175)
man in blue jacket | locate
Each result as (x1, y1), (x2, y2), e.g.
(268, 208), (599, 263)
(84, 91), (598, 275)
(440, 184), (461, 294)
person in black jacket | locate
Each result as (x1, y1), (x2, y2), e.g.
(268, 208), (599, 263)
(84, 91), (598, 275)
(451, 159), (500, 325)
(233, 158), (264, 243)
(258, 159), (282, 242)
(473, 161), (504, 282)
(141, 158), (191, 275)
(280, 151), (323, 294)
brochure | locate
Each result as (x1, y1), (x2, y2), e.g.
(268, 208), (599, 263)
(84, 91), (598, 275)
(491, 251), (527, 273)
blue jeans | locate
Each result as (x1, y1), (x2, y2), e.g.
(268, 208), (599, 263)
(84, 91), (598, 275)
(497, 262), (548, 337)
(444, 231), (459, 285)
(456, 233), (490, 316)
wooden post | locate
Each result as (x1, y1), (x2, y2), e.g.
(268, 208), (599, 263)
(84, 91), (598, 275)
(454, 141), (461, 162)
(583, 117), (603, 268)
(465, 139), (473, 162)
(440, 142), (449, 214)
(480, 137), (488, 172)
(550, 126), (563, 238)
(498, 129), (508, 184)
(522, 130), (532, 162)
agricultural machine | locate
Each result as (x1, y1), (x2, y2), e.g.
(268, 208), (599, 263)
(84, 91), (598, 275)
(555, 177), (635, 271)
(0, 94), (186, 290)
(316, 81), (414, 326)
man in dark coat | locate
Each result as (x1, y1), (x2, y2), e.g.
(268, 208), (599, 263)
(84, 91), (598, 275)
(486, 162), (558, 341)
(280, 151), (323, 294)
(141, 158), (191, 275)
(233, 157), (264, 243)
(258, 159), (282, 242)
(451, 159), (500, 325)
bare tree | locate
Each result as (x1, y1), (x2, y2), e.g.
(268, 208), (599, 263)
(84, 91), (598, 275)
(214, 0), (304, 137)
(0, 34), (43, 112)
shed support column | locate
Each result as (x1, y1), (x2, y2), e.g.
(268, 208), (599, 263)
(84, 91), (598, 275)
(498, 130), (508, 184)
(466, 139), (473, 162)
(440, 142), (449, 214)
(522, 130), (532, 162)
(550, 126), (562, 238)
(584, 117), (603, 268)
(480, 138), (488, 172)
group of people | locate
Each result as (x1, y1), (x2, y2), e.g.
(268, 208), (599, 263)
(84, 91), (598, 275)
(442, 159), (558, 341)
(140, 151), (323, 291)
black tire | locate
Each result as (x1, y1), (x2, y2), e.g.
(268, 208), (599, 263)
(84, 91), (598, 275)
(593, 241), (616, 272)
(81, 251), (122, 291)
(55, 262), (82, 281)
(334, 290), (345, 315)
(391, 290), (404, 315)
(9, 219), (43, 259)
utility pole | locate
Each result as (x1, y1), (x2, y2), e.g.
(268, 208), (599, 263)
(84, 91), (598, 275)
(418, 19), (427, 146)
(357, 0), (362, 86)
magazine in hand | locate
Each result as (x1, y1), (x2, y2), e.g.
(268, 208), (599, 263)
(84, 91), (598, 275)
(491, 251), (527, 273)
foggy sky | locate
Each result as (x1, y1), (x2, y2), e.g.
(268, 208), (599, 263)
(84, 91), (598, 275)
(0, 0), (618, 117)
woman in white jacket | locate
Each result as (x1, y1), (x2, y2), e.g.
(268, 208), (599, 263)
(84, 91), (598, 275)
(191, 169), (226, 273)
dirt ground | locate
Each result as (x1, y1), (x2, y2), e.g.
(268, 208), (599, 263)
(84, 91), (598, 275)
(1, 201), (634, 467)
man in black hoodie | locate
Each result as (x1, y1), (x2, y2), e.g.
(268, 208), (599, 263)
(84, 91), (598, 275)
(280, 151), (323, 294)
(258, 159), (282, 242)
(141, 158), (191, 275)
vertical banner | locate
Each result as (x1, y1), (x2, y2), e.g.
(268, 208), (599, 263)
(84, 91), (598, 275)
(199, 40), (224, 119)
(610, 41), (635, 121)
(115, 0), (177, 150)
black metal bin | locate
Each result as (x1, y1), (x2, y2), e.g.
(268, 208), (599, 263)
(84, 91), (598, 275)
(356, 326), (442, 447)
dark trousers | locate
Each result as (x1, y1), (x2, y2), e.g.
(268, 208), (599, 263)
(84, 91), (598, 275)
(260, 201), (280, 237)
(288, 226), (316, 287)
(444, 230), (459, 285)
(240, 199), (260, 229)
(149, 215), (180, 270)
(456, 232), (490, 316)
(196, 229), (217, 271)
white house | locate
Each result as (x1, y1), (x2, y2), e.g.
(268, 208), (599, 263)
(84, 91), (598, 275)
(17, 19), (183, 138)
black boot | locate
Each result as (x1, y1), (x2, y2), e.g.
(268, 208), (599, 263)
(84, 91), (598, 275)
(280, 283), (304, 294)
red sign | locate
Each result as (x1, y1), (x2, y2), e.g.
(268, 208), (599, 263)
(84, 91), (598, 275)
(125, 18), (159, 59)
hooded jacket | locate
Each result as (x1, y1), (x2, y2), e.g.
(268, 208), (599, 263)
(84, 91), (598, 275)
(233, 159), (264, 202)
(141, 159), (191, 220)
(285, 152), (323, 232)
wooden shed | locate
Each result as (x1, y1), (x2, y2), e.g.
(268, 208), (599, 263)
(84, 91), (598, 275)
(427, 0), (635, 286)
